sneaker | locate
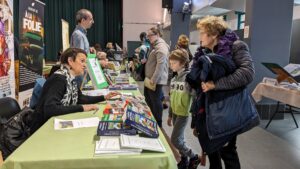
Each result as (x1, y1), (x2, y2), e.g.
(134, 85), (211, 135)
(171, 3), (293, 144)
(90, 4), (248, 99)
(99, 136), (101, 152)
(163, 102), (169, 109)
(177, 156), (189, 169)
(188, 154), (200, 169)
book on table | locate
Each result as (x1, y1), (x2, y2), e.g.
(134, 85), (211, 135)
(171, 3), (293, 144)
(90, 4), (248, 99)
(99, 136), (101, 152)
(97, 121), (137, 136)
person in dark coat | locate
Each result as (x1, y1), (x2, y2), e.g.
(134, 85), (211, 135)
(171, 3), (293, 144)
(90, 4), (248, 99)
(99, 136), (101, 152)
(187, 16), (258, 169)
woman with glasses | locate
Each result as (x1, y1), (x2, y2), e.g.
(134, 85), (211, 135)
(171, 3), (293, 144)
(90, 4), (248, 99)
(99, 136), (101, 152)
(144, 27), (169, 127)
(30, 48), (120, 133)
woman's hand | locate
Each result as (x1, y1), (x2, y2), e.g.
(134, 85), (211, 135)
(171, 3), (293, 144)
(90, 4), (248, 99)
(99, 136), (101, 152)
(150, 79), (155, 85)
(105, 91), (121, 100)
(167, 117), (172, 126)
(82, 104), (99, 111)
(201, 81), (215, 92)
(141, 58), (147, 64)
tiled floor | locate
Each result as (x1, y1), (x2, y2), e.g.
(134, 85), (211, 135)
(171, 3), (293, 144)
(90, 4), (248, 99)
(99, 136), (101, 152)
(162, 110), (300, 169)
(136, 82), (300, 169)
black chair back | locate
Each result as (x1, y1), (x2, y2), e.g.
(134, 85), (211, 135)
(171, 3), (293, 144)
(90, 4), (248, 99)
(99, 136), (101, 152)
(0, 97), (21, 120)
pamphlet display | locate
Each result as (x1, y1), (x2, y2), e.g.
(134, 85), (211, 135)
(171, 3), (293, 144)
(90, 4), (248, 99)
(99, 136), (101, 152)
(86, 54), (109, 89)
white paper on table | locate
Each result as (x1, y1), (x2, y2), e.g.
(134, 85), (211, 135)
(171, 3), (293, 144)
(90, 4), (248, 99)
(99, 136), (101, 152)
(120, 134), (166, 152)
(54, 117), (99, 130)
(82, 89), (109, 96)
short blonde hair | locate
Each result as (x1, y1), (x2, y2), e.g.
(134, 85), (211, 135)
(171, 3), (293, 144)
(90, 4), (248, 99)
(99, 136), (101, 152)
(177, 34), (189, 48)
(197, 15), (228, 37)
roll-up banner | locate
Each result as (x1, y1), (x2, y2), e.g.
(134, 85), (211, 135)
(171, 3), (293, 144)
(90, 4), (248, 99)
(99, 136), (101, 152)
(0, 0), (15, 99)
(18, 0), (44, 107)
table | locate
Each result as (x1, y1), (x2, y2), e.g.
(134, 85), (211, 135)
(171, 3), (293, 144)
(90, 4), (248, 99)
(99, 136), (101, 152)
(252, 83), (300, 128)
(1, 91), (177, 169)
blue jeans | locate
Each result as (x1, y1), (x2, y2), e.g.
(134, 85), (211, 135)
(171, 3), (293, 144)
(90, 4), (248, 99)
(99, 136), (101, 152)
(171, 114), (195, 158)
(144, 84), (163, 127)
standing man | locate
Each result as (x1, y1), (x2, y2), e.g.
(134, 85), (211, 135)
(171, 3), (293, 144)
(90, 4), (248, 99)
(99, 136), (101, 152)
(70, 9), (95, 87)
(70, 9), (96, 54)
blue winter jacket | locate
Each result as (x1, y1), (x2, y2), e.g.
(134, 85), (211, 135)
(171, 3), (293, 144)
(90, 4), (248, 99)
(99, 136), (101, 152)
(187, 52), (259, 140)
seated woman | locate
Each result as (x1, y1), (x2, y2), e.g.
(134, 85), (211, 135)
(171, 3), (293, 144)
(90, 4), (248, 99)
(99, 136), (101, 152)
(96, 51), (109, 68)
(104, 42), (115, 61)
(31, 48), (120, 132)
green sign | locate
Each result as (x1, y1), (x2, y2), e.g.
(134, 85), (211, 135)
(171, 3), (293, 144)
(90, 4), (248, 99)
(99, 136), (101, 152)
(86, 54), (108, 89)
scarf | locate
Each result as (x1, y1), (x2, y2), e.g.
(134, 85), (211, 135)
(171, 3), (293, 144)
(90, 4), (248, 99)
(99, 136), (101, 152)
(194, 29), (239, 60)
(54, 65), (78, 106)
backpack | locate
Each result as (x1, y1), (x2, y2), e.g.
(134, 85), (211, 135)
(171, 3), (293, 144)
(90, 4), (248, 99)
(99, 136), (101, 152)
(0, 107), (34, 159)
(132, 45), (150, 81)
(30, 78), (46, 109)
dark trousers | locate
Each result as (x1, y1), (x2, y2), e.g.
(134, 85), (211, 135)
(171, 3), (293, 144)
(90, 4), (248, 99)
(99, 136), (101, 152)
(207, 136), (240, 169)
(144, 84), (163, 127)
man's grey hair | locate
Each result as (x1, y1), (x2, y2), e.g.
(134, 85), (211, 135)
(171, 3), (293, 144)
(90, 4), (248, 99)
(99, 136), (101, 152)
(76, 9), (91, 24)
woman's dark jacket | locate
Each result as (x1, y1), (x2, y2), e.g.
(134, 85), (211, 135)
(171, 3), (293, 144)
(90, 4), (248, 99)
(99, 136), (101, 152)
(186, 30), (259, 153)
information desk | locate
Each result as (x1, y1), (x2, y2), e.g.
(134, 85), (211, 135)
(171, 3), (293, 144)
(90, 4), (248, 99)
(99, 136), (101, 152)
(252, 83), (300, 128)
(1, 90), (177, 169)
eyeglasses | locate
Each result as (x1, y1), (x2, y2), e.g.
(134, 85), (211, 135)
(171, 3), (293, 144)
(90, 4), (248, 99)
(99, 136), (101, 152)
(147, 34), (156, 37)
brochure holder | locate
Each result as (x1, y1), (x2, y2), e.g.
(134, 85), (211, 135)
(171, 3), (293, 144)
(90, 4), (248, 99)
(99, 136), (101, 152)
(261, 62), (298, 84)
(86, 54), (109, 89)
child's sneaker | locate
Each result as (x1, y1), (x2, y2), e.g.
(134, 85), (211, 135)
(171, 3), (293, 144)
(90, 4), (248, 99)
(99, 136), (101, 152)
(177, 156), (189, 169)
(162, 101), (168, 109)
(188, 154), (200, 169)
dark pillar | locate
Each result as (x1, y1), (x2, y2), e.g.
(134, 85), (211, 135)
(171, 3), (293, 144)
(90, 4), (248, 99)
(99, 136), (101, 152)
(170, 0), (191, 50)
(245, 0), (294, 91)
(245, 0), (294, 119)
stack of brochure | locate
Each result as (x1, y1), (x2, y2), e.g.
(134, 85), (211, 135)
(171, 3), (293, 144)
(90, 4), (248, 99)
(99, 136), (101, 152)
(94, 134), (166, 155)
(95, 136), (142, 155)
(120, 134), (166, 152)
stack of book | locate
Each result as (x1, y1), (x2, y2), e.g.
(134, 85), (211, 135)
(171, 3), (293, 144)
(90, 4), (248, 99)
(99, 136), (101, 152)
(108, 84), (138, 90)
(97, 96), (158, 137)
(114, 74), (130, 84)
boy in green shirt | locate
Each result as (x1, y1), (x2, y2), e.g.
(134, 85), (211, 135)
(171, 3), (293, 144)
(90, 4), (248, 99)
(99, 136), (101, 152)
(168, 49), (199, 169)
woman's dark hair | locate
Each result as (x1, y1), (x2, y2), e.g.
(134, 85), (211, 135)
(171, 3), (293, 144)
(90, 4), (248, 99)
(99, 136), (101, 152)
(60, 48), (87, 64)
(140, 32), (147, 41)
(149, 27), (162, 37)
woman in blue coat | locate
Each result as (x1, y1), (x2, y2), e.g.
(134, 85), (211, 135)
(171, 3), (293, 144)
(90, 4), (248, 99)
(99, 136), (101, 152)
(187, 16), (259, 169)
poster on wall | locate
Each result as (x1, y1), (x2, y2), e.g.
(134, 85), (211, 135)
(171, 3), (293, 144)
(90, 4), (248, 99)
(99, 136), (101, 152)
(19, 0), (44, 107)
(61, 19), (70, 52)
(0, 0), (15, 99)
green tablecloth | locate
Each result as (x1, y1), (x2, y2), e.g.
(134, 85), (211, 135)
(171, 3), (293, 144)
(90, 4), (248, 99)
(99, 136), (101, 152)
(1, 93), (177, 169)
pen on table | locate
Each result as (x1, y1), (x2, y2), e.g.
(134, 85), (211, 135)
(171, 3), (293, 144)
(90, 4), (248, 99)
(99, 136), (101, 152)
(93, 109), (98, 114)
